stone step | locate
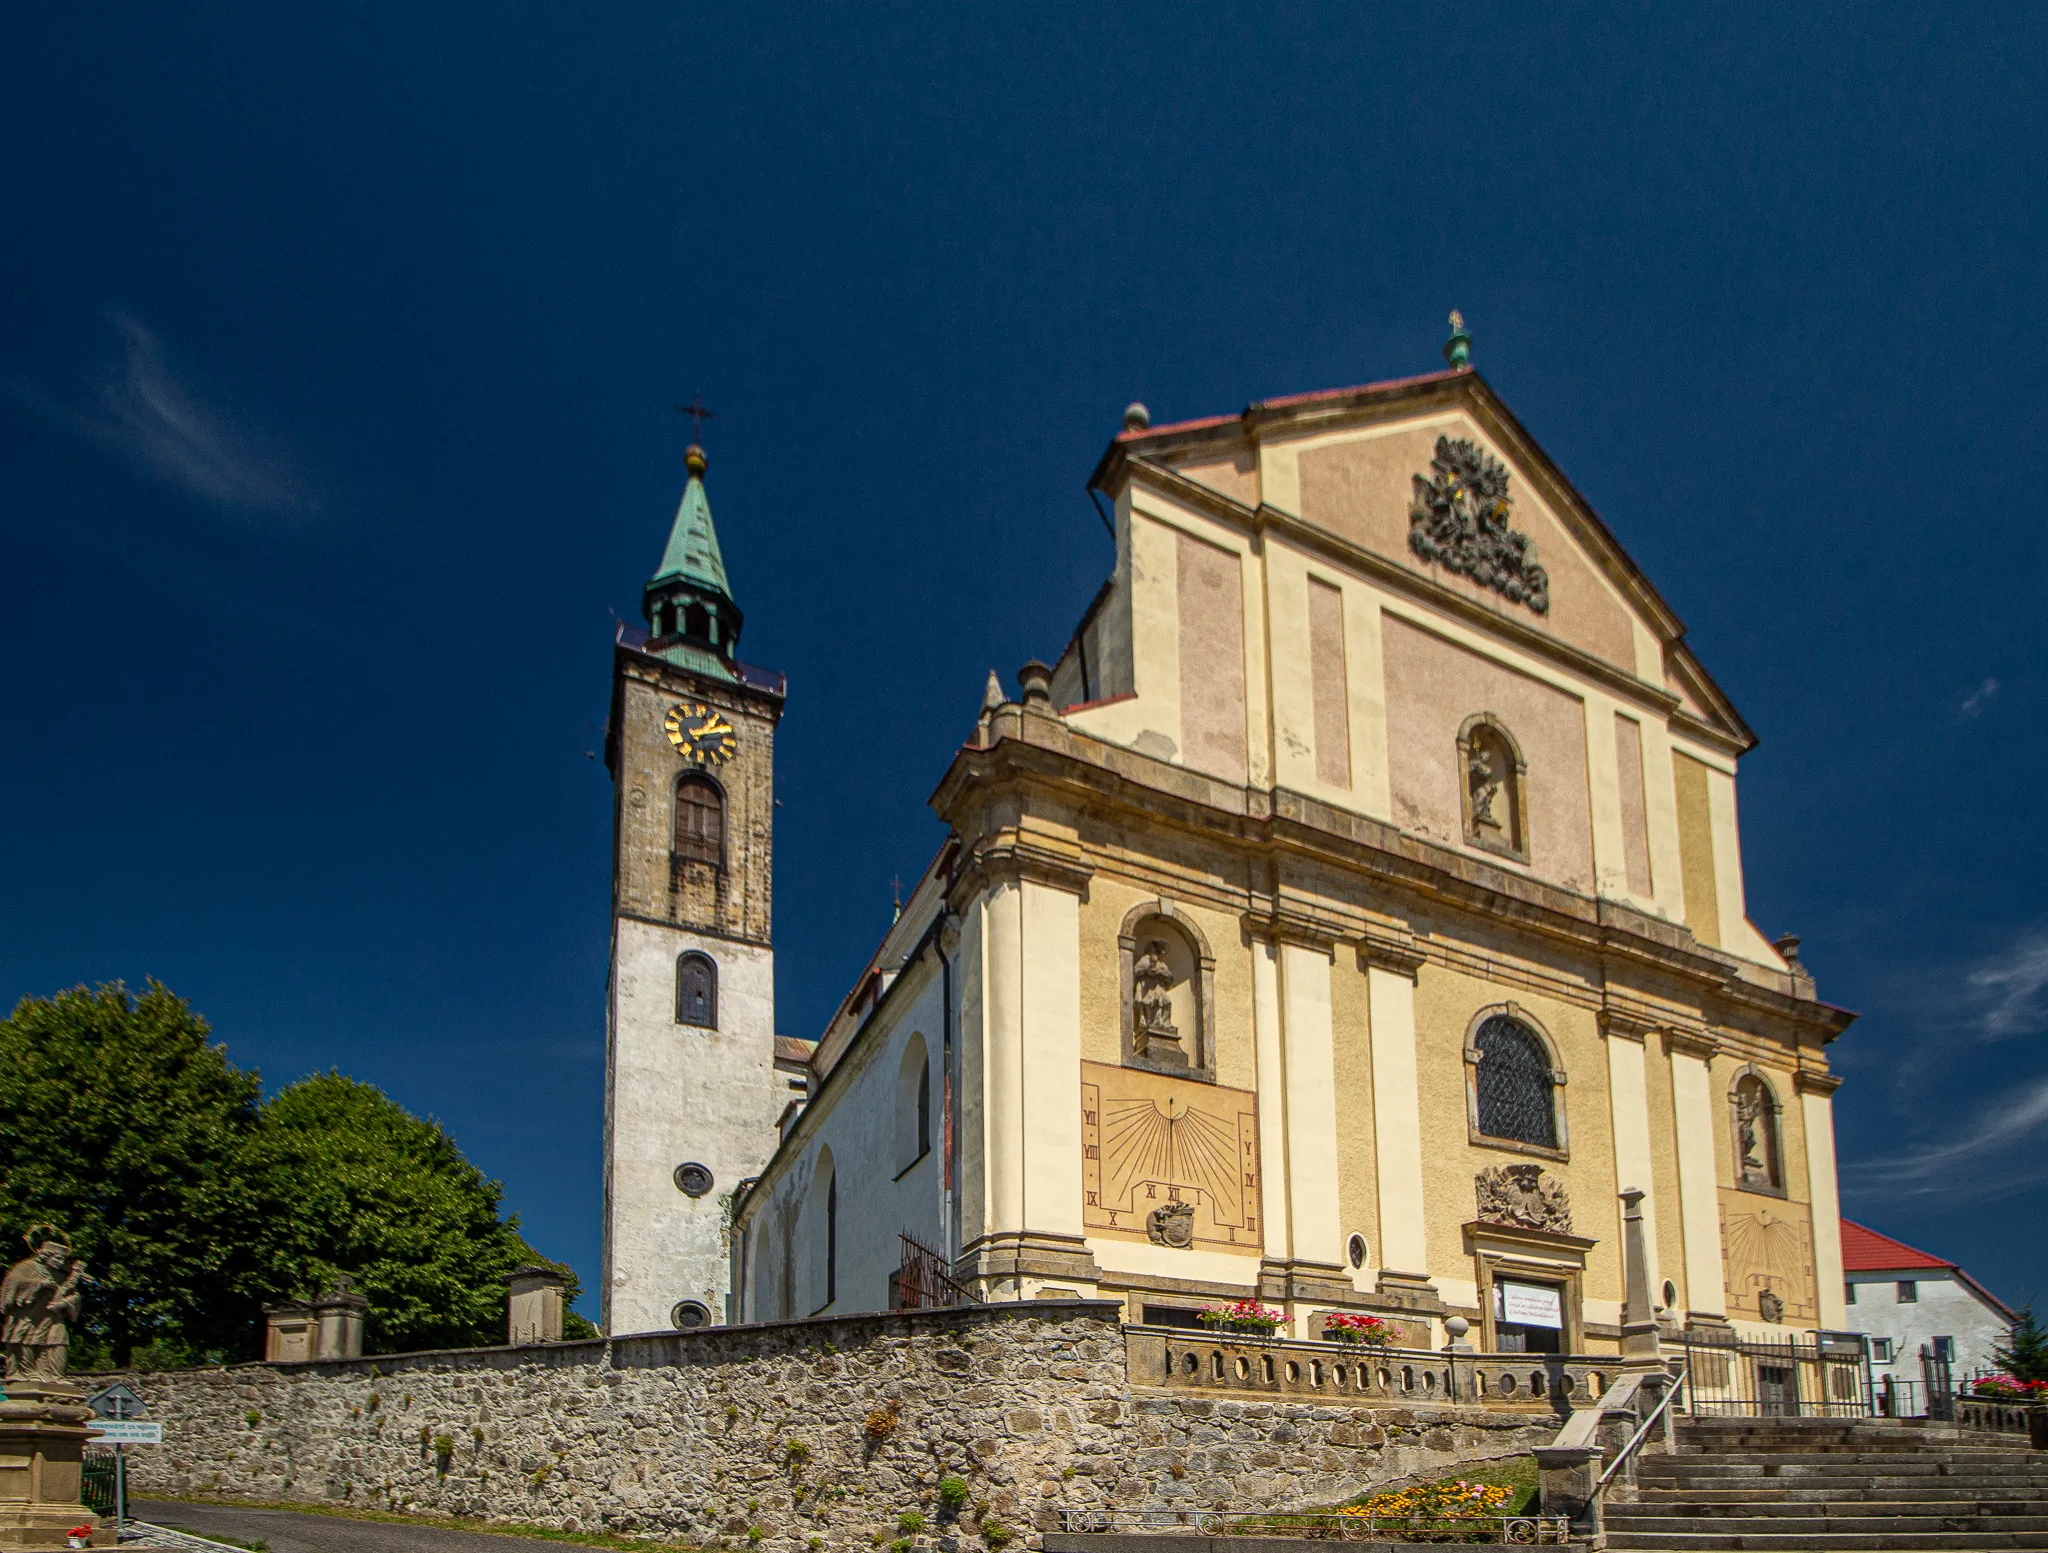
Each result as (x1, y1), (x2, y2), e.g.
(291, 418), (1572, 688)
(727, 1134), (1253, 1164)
(1640, 1490), (2048, 1507)
(1644, 1458), (2048, 1475)
(1620, 1501), (2048, 1520)
(1655, 1452), (2047, 1466)
(1603, 1530), (2048, 1551)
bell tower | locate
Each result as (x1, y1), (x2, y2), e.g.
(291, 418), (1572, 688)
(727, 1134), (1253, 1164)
(602, 442), (785, 1334)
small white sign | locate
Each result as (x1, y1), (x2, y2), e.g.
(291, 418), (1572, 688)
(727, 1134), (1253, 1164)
(90, 1421), (162, 1445)
(1499, 1280), (1563, 1329)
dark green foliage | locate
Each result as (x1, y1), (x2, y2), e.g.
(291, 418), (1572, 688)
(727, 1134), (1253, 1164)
(0, 982), (265, 1365)
(1995, 1305), (2048, 1382)
(252, 1072), (546, 1353)
(0, 981), (590, 1363)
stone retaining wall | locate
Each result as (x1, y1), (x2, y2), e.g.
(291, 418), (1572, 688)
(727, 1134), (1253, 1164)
(98, 1301), (1556, 1550)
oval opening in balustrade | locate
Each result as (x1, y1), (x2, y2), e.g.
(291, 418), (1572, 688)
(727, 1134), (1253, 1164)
(1530, 1371), (1546, 1396)
(1212, 1351), (1224, 1380)
(1559, 1373), (1576, 1396)
(1182, 1352), (1198, 1376)
(1423, 1370), (1437, 1394)
(1310, 1360), (1323, 1386)
(1333, 1364), (1348, 1389)
(1590, 1371), (1605, 1395)
(1401, 1364), (1415, 1392)
(1235, 1355), (1250, 1380)
(1376, 1367), (1391, 1391)
(1262, 1355), (1274, 1383)
(1285, 1360), (1300, 1383)
(1498, 1372), (1517, 1395)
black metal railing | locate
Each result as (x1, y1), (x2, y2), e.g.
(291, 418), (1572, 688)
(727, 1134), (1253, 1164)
(1673, 1330), (1871, 1418)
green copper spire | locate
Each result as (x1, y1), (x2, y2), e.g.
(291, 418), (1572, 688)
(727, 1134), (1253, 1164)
(650, 445), (731, 597)
(643, 444), (743, 680)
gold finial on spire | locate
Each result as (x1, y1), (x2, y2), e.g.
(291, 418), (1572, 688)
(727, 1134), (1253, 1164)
(685, 444), (708, 477)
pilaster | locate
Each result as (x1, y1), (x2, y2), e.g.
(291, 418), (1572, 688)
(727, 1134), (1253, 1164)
(1662, 1026), (1727, 1324)
(1361, 939), (1431, 1290)
(1599, 1012), (1664, 1314)
(1795, 1069), (1848, 1330)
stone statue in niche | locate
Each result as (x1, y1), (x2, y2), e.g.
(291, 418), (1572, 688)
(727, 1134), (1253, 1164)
(1735, 1078), (1777, 1189)
(1132, 939), (1184, 1063)
(2, 1228), (88, 1382)
(1757, 1286), (1785, 1324)
(1475, 1163), (1573, 1234)
(1468, 740), (1503, 833)
(1409, 436), (1550, 614)
(1146, 1200), (1196, 1249)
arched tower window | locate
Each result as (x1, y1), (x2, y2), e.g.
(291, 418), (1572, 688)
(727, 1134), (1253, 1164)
(674, 773), (725, 868)
(1731, 1069), (1785, 1193)
(1459, 713), (1529, 862)
(896, 1033), (931, 1173)
(1468, 1011), (1563, 1151)
(676, 952), (718, 1029)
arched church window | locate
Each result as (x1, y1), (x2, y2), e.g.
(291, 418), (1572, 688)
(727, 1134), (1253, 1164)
(896, 1033), (931, 1173)
(676, 952), (718, 1029)
(1470, 1013), (1561, 1150)
(674, 773), (725, 867)
(805, 1150), (837, 1315)
(1458, 714), (1528, 862)
(1730, 1069), (1784, 1193)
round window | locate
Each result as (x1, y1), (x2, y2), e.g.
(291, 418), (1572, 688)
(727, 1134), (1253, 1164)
(671, 1300), (711, 1331)
(1661, 1279), (1678, 1309)
(1347, 1233), (1369, 1270)
(674, 1162), (714, 1198)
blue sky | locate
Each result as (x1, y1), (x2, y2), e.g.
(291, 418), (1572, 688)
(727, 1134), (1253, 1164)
(3, 6), (2044, 1321)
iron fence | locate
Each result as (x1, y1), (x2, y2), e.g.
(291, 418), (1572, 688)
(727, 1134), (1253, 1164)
(1673, 1330), (1870, 1418)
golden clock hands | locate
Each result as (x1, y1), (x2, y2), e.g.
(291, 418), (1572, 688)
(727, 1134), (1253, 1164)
(694, 715), (733, 737)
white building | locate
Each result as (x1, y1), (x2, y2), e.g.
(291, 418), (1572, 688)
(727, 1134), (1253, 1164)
(1840, 1218), (2014, 1393)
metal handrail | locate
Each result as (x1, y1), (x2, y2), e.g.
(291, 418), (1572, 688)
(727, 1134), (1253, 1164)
(1594, 1363), (1689, 1495)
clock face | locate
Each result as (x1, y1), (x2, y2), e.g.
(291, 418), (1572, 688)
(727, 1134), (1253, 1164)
(664, 701), (738, 765)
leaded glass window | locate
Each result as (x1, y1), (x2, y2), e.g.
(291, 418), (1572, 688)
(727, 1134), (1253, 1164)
(1474, 1015), (1557, 1148)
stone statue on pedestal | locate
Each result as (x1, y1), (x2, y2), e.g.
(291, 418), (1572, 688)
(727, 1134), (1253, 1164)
(2, 1231), (87, 1383)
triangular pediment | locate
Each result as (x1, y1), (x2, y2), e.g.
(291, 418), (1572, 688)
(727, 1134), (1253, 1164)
(1112, 372), (1752, 751)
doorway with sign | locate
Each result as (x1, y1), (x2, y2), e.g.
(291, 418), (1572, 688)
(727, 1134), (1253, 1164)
(1492, 1277), (1565, 1354)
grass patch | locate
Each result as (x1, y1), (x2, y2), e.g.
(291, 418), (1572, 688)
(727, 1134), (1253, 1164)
(141, 1493), (710, 1551)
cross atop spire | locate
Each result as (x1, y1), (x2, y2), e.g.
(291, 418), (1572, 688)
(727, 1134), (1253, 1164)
(676, 392), (717, 437)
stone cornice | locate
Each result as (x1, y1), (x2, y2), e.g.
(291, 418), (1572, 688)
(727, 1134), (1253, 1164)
(1661, 1027), (1721, 1062)
(613, 641), (788, 719)
(931, 719), (1853, 1047)
(1792, 1069), (1843, 1097)
(1357, 919), (1427, 979)
(1241, 896), (1353, 956)
(948, 827), (1094, 902)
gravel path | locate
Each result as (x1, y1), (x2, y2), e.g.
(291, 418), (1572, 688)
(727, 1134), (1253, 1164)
(132, 1500), (593, 1553)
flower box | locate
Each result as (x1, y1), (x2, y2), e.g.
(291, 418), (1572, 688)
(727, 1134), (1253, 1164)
(1197, 1299), (1285, 1338)
(1321, 1312), (1398, 1347)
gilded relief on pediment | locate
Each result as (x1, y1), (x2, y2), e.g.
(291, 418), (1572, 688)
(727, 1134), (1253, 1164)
(1080, 1060), (1262, 1255)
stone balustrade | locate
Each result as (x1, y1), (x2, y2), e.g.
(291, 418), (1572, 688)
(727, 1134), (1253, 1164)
(1124, 1326), (1615, 1411)
(1956, 1395), (2048, 1448)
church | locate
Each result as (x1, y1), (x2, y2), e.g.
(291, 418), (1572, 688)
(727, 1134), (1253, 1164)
(603, 321), (1854, 1358)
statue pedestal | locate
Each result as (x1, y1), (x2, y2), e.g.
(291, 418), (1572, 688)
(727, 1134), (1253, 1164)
(0, 1383), (107, 1549)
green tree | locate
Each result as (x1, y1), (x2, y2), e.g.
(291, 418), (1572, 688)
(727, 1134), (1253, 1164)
(1995, 1305), (2048, 1383)
(0, 982), (266, 1365)
(252, 1072), (565, 1352)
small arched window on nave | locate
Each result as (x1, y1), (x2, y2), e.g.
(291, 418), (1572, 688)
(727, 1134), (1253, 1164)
(676, 952), (718, 1029)
(674, 773), (725, 868)
(1472, 1014), (1560, 1150)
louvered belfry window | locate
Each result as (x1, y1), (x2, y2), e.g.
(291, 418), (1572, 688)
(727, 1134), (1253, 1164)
(674, 774), (725, 867)
(1474, 1015), (1558, 1148)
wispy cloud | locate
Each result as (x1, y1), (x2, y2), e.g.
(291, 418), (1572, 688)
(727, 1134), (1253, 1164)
(1846, 1073), (2048, 1194)
(1, 312), (324, 527)
(1961, 677), (2000, 717)
(1968, 928), (2048, 1039)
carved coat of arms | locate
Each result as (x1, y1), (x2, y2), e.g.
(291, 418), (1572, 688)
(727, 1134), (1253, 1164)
(1146, 1200), (1196, 1249)
(1409, 436), (1550, 614)
(1475, 1164), (1572, 1234)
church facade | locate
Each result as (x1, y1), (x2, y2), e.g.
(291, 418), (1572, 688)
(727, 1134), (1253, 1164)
(724, 341), (1854, 1354)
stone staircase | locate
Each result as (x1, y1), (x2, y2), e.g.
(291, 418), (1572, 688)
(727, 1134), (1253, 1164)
(1603, 1416), (2048, 1551)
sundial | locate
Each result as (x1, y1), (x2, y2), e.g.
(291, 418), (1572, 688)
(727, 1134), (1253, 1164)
(1080, 1061), (1261, 1253)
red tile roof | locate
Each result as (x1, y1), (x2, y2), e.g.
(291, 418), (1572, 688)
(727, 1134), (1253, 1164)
(1840, 1218), (1955, 1273)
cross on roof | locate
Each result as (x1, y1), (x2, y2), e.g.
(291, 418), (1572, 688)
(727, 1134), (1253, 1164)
(675, 392), (718, 436)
